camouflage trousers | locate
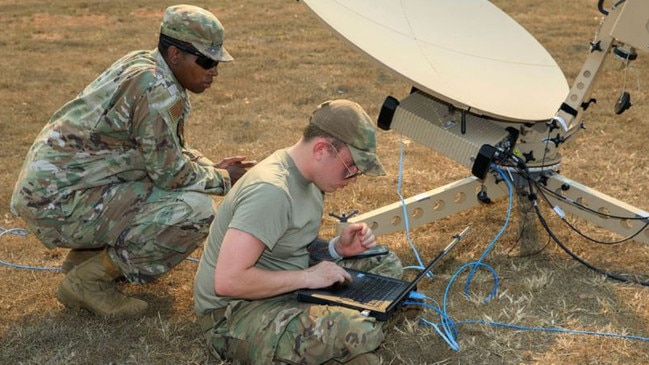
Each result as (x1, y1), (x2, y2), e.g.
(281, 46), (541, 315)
(202, 252), (403, 364)
(15, 181), (215, 283)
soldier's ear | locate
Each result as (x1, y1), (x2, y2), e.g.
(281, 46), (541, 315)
(313, 139), (332, 160)
(168, 46), (183, 64)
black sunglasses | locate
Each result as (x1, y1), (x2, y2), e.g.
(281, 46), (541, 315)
(162, 37), (219, 70)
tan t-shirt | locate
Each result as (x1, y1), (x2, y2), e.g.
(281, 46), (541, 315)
(194, 149), (324, 315)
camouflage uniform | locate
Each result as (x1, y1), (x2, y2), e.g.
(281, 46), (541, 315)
(203, 253), (402, 364)
(10, 6), (234, 283)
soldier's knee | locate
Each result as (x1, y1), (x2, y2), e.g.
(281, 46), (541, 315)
(326, 309), (385, 346)
(178, 192), (216, 222)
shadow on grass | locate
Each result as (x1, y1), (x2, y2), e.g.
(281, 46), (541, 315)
(0, 283), (211, 365)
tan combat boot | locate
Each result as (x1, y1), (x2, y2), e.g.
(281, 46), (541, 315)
(61, 247), (104, 273)
(56, 250), (148, 317)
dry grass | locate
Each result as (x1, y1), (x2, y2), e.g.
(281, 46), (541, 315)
(2, 0), (649, 364)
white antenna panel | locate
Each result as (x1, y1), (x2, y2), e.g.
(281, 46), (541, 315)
(302, 0), (569, 122)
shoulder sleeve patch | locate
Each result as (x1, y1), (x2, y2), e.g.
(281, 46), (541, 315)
(168, 99), (184, 123)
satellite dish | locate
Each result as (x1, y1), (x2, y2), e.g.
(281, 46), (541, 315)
(302, 0), (569, 123)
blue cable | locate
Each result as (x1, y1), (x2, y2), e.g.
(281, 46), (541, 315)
(0, 226), (61, 271)
(396, 134), (427, 271)
(457, 319), (649, 343)
(462, 164), (512, 302)
(405, 291), (649, 349)
(0, 227), (29, 238)
(0, 227), (29, 237)
(406, 298), (461, 350)
(399, 164), (512, 350)
(402, 164), (649, 348)
(435, 164), (511, 348)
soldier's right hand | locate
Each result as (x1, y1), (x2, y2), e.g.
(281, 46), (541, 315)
(216, 156), (256, 185)
(303, 261), (352, 289)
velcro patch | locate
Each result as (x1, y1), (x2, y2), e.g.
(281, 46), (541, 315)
(168, 100), (184, 123)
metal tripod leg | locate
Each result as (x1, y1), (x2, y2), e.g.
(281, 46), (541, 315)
(338, 171), (649, 246)
(543, 172), (649, 244)
(336, 175), (508, 236)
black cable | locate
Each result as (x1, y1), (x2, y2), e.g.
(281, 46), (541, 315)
(505, 219), (553, 258)
(497, 153), (649, 286)
(535, 181), (649, 221)
(533, 180), (649, 245)
(503, 175), (552, 258)
(501, 150), (649, 245)
(532, 198), (649, 286)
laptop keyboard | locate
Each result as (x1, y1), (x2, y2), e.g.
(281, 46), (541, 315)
(344, 275), (400, 304)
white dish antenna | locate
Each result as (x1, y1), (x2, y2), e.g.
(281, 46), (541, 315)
(302, 0), (569, 122)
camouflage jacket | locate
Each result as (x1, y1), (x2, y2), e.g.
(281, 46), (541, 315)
(11, 49), (230, 217)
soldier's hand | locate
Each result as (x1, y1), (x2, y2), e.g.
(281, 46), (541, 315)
(216, 156), (256, 185)
(303, 261), (352, 289)
(215, 156), (255, 169)
(335, 223), (376, 257)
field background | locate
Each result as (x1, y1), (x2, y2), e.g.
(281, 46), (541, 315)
(2, 0), (649, 364)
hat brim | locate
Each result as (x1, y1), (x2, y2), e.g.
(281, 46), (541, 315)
(349, 146), (386, 177)
(195, 43), (234, 62)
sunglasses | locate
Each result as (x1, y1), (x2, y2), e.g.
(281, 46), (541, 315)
(162, 37), (219, 70)
(328, 142), (362, 180)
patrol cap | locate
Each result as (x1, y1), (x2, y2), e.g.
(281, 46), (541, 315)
(310, 100), (386, 177)
(160, 4), (233, 62)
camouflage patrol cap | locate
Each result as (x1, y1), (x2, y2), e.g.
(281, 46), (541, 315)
(310, 100), (386, 177)
(160, 4), (233, 62)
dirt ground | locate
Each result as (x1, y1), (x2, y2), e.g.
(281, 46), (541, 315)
(2, 0), (649, 364)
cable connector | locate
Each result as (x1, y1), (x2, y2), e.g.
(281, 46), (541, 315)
(553, 205), (566, 219)
(408, 291), (426, 300)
